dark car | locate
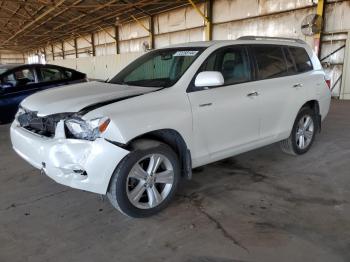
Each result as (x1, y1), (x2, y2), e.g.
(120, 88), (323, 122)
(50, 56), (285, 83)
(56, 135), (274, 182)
(0, 63), (87, 124)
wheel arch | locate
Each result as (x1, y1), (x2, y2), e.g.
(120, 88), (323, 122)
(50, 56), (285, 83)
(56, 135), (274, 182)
(301, 100), (321, 131)
(302, 100), (320, 113)
(118, 129), (192, 180)
(285, 99), (321, 139)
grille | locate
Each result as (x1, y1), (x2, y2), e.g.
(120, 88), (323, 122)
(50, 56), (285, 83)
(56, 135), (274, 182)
(18, 110), (72, 137)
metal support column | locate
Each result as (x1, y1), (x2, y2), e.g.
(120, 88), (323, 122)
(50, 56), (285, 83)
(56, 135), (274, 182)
(188, 0), (212, 41)
(61, 41), (65, 59)
(74, 38), (78, 58)
(314, 0), (325, 57)
(51, 44), (55, 61)
(91, 33), (96, 56)
(149, 16), (155, 49)
(115, 25), (120, 54)
(43, 47), (47, 63)
(340, 32), (350, 100)
(205, 0), (213, 41)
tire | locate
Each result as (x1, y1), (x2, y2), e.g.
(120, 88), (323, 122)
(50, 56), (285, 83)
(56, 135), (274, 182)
(107, 140), (180, 218)
(280, 107), (317, 155)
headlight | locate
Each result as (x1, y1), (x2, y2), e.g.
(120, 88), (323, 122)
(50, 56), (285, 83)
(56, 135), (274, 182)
(15, 106), (25, 119)
(65, 116), (110, 141)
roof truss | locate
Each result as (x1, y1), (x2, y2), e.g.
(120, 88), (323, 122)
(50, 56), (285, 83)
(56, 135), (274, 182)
(0, 0), (204, 52)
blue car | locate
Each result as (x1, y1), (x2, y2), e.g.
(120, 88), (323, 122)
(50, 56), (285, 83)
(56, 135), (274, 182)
(0, 63), (87, 124)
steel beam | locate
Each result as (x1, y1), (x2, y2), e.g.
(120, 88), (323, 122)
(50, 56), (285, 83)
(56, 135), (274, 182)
(91, 33), (96, 56)
(74, 38), (78, 58)
(51, 44), (55, 61)
(314, 0), (325, 57)
(340, 32), (350, 100)
(61, 41), (65, 59)
(131, 15), (151, 33)
(205, 0), (212, 41)
(188, 0), (211, 41)
(149, 16), (154, 49)
(115, 25), (120, 54)
(0, 0), (66, 47)
(43, 47), (47, 62)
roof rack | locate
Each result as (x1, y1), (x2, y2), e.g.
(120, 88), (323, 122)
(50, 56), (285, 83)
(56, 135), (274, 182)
(237, 36), (306, 44)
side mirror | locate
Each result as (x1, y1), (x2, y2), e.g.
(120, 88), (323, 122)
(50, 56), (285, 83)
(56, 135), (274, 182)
(194, 71), (224, 88)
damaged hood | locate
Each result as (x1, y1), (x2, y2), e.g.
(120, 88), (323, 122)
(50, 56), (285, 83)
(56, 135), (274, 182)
(21, 81), (157, 116)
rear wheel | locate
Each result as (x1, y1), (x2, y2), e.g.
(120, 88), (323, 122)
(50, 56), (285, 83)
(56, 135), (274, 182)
(107, 140), (180, 218)
(280, 107), (317, 155)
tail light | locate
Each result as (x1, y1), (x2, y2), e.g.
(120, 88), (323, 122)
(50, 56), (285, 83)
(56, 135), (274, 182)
(325, 77), (331, 89)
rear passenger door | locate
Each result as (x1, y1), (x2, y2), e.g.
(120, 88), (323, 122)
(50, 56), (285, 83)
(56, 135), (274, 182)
(250, 45), (314, 140)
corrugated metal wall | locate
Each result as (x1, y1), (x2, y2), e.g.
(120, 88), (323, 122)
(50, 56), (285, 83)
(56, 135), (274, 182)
(0, 51), (25, 64)
(50, 53), (142, 81)
(39, 0), (350, 98)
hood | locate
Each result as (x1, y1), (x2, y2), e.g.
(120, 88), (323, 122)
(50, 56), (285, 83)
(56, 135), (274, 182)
(21, 81), (157, 116)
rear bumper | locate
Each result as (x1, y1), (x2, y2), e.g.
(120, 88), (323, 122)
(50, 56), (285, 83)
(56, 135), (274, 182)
(319, 92), (331, 121)
(10, 121), (129, 194)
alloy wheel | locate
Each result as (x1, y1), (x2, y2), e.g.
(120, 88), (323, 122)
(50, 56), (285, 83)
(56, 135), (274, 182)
(126, 154), (174, 209)
(295, 115), (314, 150)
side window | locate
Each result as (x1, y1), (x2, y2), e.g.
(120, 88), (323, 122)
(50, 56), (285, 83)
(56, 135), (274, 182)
(289, 47), (313, 73)
(283, 47), (297, 74)
(63, 70), (73, 79)
(1, 69), (35, 87)
(201, 47), (251, 85)
(39, 67), (64, 82)
(2, 73), (16, 87)
(253, 45), (288, 80)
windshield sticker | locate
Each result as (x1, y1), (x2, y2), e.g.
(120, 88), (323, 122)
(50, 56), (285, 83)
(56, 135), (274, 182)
(173, 51), (199, 57)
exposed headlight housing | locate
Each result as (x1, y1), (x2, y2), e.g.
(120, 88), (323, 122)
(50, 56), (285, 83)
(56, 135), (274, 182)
(15, 106), (26, 119)
(65, 116), (110, 141)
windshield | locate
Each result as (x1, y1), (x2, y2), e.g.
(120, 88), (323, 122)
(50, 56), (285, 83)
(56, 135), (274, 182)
(0, 68), (8, 74)
(109, 47), (205, 88)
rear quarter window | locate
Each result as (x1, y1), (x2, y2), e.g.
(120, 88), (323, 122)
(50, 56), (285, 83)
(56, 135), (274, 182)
(39, 67), (64, 82)
(289, 47), (313, 73)
(63, 70), (73, 79)
(252, 45), (288, 80)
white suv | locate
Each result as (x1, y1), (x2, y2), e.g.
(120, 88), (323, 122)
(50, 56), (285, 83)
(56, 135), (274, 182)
(11, 36), (331, 217)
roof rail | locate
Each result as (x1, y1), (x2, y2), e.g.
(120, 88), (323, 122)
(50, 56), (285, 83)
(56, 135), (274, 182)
(237, 36), (306, 45)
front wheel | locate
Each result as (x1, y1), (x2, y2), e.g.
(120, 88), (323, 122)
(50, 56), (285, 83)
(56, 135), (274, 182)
(107, 140), (180, 218)
(280, 107), (317, 155)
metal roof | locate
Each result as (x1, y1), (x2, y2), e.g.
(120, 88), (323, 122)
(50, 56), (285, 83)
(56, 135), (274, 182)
(0, 0), (204, 52)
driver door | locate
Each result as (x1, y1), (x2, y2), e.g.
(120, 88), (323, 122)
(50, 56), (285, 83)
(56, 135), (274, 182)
(187, 46), (261, 164)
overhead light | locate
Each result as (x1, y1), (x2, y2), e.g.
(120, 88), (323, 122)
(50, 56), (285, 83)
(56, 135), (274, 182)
(115, 17), (120, 25)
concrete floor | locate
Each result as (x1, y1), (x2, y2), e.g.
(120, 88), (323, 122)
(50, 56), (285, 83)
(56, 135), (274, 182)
(1, 100), (350, 262)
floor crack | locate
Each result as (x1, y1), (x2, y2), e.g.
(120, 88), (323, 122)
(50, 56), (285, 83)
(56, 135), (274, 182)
(181, 193), (249, 253)
(1, 189), (70, 211)
(199, 207), (249, 253)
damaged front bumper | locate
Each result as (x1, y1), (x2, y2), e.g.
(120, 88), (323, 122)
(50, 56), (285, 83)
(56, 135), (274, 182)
(10, 120), (129, 194)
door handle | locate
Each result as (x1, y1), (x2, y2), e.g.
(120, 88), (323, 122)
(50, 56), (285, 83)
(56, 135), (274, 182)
(199, 103), (213, 107)
(292, 83), (303, 88)
(247, 91), (259, 97)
